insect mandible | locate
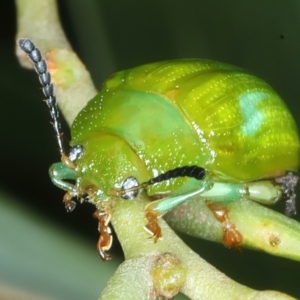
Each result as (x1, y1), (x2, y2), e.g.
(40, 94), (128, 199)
(18, 38), (299, 260)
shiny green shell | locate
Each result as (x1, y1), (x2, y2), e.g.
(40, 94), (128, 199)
(71, 59), (299, 196)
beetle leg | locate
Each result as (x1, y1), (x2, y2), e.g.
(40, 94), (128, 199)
(49, 162), (81, 211)
(206, 201), (243, 248)
(144, 210), (162, 242)
(144, 179), (213, 240)
(49, 162), (78, 190)
(93, 209), (113, 261)
(63, 191), (77, 212)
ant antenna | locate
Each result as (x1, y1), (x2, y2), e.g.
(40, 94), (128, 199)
(18, 38), (65, 157)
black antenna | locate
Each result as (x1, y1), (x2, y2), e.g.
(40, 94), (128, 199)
(18, 38), (65, 157)
(121, 165), (206, 197)
(147, 165), (205, 185)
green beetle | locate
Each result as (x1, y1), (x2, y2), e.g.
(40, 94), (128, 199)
(19, 38), (299, 260)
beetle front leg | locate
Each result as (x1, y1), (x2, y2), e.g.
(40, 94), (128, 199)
(93, 209), (113, 261)
(49, 162), (79, 212)
(144, 179), (213, 241)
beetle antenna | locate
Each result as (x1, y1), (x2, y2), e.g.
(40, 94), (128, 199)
(147, 165), (205, 185)
(120, 165), (206, 196)
(18, 38), (65, 157)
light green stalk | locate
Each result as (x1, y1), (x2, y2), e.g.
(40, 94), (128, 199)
(15, 0), (97, 125)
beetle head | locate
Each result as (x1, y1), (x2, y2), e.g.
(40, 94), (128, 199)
(71, 132), (149, 202)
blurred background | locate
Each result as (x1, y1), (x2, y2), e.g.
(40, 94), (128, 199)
(0, 1), (300, 299)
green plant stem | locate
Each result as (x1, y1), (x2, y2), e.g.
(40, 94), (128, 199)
(100, 195), (295, 300)
(165, 197), (300, 262)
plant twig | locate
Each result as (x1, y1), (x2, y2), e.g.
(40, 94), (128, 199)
(165, 197), (300, 262)
(16, 0), (97, 125)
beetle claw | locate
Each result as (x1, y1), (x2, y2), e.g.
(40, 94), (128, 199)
(93, 209), (113, 261)
(206, 201), (243, 248)
(64, 200), (76, 213)
(63, 192), (77, 212)
(144, 210), (162, 242)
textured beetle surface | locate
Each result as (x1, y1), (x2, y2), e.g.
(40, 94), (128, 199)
(72, 60), (299, 191)
(70, 60), (299, 254)
(19, 38), (299, 260)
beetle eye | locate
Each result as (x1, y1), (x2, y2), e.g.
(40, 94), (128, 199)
(69, 145), (84, 162)
(121, 176), (139, 200)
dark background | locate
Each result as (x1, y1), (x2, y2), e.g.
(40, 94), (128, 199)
(1, 1), (300, 299)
